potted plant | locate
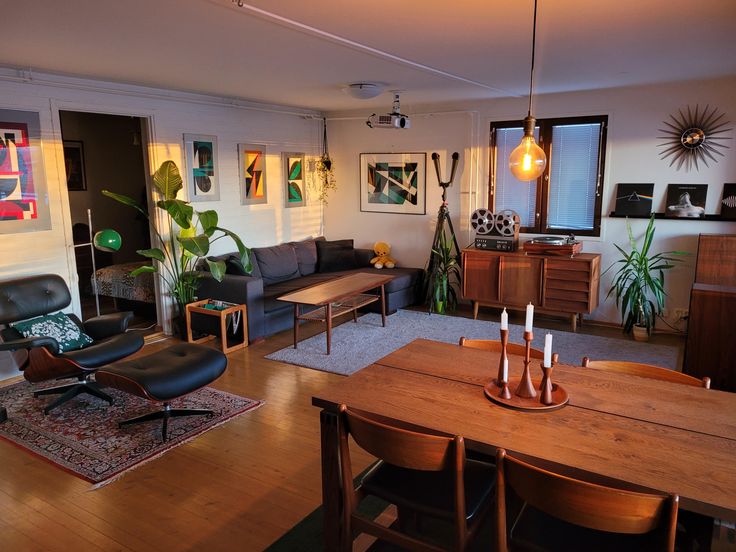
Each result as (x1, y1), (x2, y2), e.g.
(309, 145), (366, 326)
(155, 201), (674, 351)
(605, 215), (685, 341)
(103, 160), (250, 333)
(426, 229), (461, 314)
(314, 118), (336, 204)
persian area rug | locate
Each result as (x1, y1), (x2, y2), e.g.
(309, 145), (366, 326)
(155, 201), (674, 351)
(265, 309), (679, 376)
(0, 380), (264, 486)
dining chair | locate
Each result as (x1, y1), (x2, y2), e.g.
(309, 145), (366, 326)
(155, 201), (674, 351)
(459, 337), (559, 364)
(495, 448), (679, 552)
(581, 357), (710, 388)
(337, 404), (495, 552)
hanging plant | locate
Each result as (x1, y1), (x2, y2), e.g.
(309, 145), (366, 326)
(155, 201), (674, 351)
(315, 118), (336, 204)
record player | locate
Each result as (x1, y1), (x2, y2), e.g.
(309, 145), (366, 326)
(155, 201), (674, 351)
(523, 235), (583, 256)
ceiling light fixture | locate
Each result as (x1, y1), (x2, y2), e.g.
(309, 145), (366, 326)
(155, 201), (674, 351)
(509, 0), (547, 182)
(344, 82), (385, 100)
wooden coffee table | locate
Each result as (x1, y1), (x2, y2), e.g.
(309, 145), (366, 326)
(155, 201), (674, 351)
(277, 272), (394, 354)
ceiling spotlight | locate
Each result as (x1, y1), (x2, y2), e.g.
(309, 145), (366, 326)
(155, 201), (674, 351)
(344, 82), (385, 100)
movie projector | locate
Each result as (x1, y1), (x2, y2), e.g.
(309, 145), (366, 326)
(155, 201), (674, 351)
(470, 208), (520, 252)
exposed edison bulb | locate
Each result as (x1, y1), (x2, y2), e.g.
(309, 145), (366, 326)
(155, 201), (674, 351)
(509, 116), (547, 181)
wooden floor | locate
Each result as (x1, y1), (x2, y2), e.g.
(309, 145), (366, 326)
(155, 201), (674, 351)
(0, 306), (686, 551)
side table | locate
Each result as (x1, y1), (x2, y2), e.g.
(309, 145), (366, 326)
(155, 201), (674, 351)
(185, 299), (248, 354)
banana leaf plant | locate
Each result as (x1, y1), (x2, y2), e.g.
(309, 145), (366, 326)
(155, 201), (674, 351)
(605, 215), (686, 335)
(103, 160), (250, 310)
(425, 229), (461, 314)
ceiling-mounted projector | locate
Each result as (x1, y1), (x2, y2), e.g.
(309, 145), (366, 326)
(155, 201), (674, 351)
(366, 93), (411, 129)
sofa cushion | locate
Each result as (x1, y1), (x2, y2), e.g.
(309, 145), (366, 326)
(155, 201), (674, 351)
(205, 251), (262, 279)
(253, 244), (300, 285)
(289, 236), (325, 276)
(317, 239), (358, 272)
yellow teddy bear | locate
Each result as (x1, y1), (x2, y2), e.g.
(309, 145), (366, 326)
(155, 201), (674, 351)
(370, 241), (396, 269)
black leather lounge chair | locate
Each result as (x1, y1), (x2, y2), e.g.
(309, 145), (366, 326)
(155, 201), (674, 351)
(0, 274), (144, 414)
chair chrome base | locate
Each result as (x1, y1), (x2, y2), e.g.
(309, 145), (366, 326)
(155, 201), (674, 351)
(34, 375), (113, 415)
(118, 402), (213, 442)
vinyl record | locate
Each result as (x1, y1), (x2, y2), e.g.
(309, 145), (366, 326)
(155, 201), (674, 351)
(471, 208), (494, 234)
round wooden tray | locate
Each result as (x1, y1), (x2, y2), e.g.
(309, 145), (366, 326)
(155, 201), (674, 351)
(484, 378), (569, 411)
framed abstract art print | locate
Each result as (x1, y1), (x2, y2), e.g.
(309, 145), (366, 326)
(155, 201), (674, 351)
(360, 152), (426, 215)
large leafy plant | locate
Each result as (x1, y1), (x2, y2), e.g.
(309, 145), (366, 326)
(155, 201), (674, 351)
(605, 216), (685, 335)
(103, 160), (250, 308)
(426, 230), (461, 314)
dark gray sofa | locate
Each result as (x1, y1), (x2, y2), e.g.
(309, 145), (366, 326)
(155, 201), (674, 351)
(194, 238), (424, 343)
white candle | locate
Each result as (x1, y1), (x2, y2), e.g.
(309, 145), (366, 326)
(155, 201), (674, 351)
(525, 303), (534, 332)
(501, 308), (508, 331)
(544, 333), (553, 367)
(502, 355), (509, 382)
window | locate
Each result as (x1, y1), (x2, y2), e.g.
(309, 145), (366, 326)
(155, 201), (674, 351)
(489, 115), (607, 236)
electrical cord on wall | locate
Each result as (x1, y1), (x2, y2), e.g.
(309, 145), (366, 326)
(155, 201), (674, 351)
(656, 313), (687, 334)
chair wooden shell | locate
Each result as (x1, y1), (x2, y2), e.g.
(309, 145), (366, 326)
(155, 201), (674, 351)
(459, 337), (559, 364)
(581, 357), (710, 388)
(496, 448), (679, 552)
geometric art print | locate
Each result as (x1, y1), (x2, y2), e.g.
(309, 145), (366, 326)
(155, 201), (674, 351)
(0, 109), (51, 233)
(184, 133), (219, 202)
(283, 152), (305, 208)
(360, 153), (426, 215)
(238, 144), (267, 205)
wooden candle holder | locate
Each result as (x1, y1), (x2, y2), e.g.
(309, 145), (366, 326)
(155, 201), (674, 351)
(540, 363), (554, 405)
(514, 331), (537, 399)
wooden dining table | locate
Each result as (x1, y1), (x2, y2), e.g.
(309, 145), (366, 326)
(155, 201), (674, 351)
(312, 338), (736, 551)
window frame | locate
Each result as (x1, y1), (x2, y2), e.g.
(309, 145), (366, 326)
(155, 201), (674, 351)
(489, 114), (608, 237)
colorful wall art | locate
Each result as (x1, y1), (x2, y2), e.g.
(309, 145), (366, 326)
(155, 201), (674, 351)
(184, 134), (219, 202)
(360, 153), (426, 215)
(0, 109), (51, 234)
(283, 152), (305, 208)
(238, 144), (267, 205)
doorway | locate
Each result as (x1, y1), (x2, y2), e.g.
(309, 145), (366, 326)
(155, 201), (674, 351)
(60, 111), (160, 332)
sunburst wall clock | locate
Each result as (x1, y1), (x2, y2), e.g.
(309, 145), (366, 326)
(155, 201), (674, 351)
(657, 105), (732, 171)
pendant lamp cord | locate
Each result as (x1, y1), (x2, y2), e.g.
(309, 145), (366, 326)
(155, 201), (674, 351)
(322, 117), (328, 156)
(527, 0), (539, 117)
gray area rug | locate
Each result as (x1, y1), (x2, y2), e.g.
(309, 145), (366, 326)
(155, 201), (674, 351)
(265, 310), (679, 376)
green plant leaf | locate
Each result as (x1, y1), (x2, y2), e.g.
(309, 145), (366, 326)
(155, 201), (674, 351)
(130, 265), (157, 277)
(136, 248), (166, 262)
(206, 259), (226, 281)
(214, 226), (251, 272)
(153, 160), (183, 201)
(178, 234), (210, 257)
(158, 199), (193, 229)
(198, 210), (218, 233)
(102, 190), (148, 218)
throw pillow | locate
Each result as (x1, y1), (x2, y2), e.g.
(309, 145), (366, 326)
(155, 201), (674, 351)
(289, 237), (325, 276)
(13, 312), (93, 353)
(316, 239), (358, 272)
(252, 243), (300, 285)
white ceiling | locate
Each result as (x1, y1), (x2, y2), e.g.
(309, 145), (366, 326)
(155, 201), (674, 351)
(3, 0), (735, 112)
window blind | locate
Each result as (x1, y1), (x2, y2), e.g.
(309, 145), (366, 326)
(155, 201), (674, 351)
(547, 123), (601, 231)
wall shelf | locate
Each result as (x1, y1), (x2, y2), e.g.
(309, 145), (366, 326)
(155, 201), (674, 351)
(608, 213), (733, 222)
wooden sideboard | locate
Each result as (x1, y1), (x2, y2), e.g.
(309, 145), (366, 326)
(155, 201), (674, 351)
(461, 247), (601, 331)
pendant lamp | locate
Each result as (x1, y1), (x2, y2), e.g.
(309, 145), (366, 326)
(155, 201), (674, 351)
(509, 0), (547, 181)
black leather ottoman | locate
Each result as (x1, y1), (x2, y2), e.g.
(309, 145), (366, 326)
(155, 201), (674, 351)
(96, 343), (227, 441)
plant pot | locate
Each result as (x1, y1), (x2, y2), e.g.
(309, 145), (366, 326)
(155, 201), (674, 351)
(632, 325), (649, 342)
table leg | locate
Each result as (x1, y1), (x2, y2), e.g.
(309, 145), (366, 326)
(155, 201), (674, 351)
(352, 309), (357, 323)
(380, 284), (387, 327)
(293, 304), (299, 349)
(326, 303), (332, 355)
(320, 409), (342, 552)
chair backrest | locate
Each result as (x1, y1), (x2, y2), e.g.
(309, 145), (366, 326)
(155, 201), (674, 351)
(338, 405), (468, 550)
(581, 357), (710, 389)
(0, 274), (71, 325)
(459, 337), (560, 364)
(496, 449), (678, 551)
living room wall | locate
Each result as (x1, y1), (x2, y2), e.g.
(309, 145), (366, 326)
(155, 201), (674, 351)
(0, 68), (323, 345)
(324, 76), (736, 328)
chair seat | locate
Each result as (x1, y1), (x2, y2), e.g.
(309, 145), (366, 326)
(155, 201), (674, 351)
(510, 504), (663, 552)
(60, 332), (145, 369)
(361, 458), (495, 522)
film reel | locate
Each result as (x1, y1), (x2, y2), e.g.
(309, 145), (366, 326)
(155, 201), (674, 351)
(494, 210), (520, 237)
(470, 208), (494, 235)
